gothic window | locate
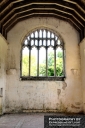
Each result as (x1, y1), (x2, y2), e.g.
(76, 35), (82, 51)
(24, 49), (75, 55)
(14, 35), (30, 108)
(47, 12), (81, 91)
(20, 29), (65, 80)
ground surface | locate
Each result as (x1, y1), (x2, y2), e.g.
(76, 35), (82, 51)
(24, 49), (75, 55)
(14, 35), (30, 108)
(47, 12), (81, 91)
(0, 113), (45, 128)
(0, 113), (84, 128)
(0, 113), (55, 128)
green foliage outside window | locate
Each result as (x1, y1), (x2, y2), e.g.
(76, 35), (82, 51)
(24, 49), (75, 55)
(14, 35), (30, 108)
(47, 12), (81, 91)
(39, 51), (63, 76)
(22, 51), (63, 77)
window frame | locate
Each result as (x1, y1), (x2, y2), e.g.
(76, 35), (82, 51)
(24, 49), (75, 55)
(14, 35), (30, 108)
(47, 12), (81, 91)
(20, 29), (65, 81)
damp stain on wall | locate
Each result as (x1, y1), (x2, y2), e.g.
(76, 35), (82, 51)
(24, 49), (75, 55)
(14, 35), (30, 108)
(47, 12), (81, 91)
(62, 82), (67, 90)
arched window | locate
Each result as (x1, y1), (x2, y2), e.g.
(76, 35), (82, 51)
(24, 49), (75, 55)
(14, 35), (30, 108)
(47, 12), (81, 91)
(20, 29), (65, 80)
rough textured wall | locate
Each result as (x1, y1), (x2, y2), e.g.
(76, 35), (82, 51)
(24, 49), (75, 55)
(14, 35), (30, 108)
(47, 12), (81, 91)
(0, 34), (8, 113)
(6, 17), (82, 113)
(80, 38), (85, 113)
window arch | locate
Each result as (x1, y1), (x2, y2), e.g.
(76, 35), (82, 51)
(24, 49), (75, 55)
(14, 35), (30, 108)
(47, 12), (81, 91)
(20, 29), (65, 80)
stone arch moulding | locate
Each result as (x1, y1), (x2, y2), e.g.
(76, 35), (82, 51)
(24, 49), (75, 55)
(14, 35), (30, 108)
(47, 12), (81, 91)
(20, 25), (65, 46)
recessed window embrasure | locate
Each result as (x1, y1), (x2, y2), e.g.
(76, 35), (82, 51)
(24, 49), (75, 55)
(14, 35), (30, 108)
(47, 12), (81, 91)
(20, 29), (65, 80)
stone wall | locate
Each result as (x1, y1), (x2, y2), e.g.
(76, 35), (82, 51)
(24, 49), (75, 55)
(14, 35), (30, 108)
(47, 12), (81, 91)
(0, 34), (8, 114)
(80, 38), (85, 113)
(6, 17), (82, 113)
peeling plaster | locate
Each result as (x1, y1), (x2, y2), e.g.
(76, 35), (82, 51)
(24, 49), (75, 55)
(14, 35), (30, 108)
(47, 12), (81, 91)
(71, 104), (80, 109)
(62, 82), (67, 90)
(57, 89), (61, 98)
(75, 102), (81, 105)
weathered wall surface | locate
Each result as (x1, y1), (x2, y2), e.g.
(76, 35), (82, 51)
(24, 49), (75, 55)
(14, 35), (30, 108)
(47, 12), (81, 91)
(6, 17), (82, 113)
(80, 38), (85, 113)
(0, 34), (8, 114)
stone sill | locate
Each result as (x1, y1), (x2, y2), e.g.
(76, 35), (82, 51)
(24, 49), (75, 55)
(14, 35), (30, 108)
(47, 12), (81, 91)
(20, 76), (65, 81)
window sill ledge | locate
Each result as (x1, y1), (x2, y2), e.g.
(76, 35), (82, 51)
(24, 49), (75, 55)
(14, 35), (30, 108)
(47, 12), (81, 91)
(20, 76), (65, 81)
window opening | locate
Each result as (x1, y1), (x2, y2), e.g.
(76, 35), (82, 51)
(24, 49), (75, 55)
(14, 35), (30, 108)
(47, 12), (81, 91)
(21, 29), (65, 80)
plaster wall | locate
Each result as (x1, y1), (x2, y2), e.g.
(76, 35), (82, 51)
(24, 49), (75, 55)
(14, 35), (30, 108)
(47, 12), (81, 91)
(0, 34), (8, 113)
(6, 17), (82, 113)
(80, 38), (85, 113)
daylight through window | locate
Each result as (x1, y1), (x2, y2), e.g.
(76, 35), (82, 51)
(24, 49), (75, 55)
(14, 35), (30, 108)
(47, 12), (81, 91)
(21, 29), (65, 80)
